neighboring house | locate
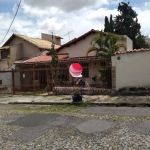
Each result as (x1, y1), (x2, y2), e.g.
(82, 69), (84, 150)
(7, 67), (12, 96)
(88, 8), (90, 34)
(0, 33), (62, 70)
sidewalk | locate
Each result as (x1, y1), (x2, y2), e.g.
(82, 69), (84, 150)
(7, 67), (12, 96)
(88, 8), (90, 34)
(0, 94), (150, 106)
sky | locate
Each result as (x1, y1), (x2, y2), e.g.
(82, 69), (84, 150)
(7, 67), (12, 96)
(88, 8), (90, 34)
(0, 0), (150, 46)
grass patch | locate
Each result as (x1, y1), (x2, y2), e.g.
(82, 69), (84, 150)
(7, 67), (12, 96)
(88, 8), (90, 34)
(12, 103), (94, 115)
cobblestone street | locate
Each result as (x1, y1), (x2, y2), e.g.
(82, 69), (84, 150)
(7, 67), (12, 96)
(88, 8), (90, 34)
(0, 105), (150, 149)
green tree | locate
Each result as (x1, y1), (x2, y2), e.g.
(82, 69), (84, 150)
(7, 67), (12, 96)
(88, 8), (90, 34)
(47, 33), (59, 91)
(104, 15), (114, 33)
(104, 2), (149, 49)
(86, 30), (124, 87)
(86, 30), (124, 63)
(49, 33), (58, 68)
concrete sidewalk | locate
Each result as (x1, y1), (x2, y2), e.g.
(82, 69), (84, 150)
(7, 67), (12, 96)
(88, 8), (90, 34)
(0, 94), (150, 106)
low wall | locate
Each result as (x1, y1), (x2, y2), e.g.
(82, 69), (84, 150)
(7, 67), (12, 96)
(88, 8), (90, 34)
(53, 86), (111, 95)
(112, 50), (150, 90)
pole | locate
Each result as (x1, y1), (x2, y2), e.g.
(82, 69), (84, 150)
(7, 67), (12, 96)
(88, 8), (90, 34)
(33, 65), (35, 94)
(12, 69), (15, 95)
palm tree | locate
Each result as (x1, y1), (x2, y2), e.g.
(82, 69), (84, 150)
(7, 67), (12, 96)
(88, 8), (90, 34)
(86, 30), (125, 88)
(86, 30), (124, 63)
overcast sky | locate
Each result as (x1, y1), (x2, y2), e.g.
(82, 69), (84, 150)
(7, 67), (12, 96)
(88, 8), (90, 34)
(0, 0), (150, 46)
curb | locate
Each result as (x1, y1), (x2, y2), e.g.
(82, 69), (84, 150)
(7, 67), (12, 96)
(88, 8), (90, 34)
(8, 101), (150, 107)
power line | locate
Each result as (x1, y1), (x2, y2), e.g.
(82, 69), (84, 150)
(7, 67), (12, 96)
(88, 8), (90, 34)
(0, 0), (22, 45)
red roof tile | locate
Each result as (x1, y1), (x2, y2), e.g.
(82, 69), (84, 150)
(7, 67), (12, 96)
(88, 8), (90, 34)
(15, 54), (69, 64)
(115, 48), (150, 55)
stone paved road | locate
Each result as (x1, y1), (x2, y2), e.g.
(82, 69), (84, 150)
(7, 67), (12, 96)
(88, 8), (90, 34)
(0, 105), (150, 149)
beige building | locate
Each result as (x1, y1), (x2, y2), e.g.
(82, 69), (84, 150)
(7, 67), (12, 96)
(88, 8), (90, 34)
(0, 33), (61, 70)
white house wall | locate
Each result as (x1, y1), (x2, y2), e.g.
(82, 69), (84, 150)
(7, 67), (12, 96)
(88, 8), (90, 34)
(58, 34), (132, 57)
(112, 51), (150, 90)
(125, 35), (133, 50)
(58, 34), (97, 57)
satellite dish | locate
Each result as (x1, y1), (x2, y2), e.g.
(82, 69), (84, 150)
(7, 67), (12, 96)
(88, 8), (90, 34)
(69, 63), (82, 77)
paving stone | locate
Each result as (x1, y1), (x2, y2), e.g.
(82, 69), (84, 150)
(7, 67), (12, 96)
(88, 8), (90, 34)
(76, 119), (117, 134)
(7, 114), (61, 127)
(128, 121), (150, 135)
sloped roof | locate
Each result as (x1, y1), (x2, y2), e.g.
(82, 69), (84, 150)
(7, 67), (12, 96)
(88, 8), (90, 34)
(57, 29), (98, 51)
(57, 29), (124, 51)
(3, 34), (60, 49)
(15, 53), (69, 64)
(115, 48), (150, 55)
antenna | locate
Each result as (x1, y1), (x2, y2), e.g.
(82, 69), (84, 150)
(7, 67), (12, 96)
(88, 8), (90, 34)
(63, 30), (73, 41)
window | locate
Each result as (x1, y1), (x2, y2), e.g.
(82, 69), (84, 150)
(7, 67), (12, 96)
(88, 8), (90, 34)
(81, 63), (89, 77)
(1, 50), (10, 59)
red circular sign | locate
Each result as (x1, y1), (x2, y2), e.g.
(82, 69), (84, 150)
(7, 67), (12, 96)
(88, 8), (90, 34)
(69, 63), (82, 77)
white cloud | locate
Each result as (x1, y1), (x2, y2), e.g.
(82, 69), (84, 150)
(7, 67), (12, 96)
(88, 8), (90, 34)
(37, 18), (67, 32)
(21, 4), (60, 18)
(1, 0), (150, 47)
(134, 4), (150, 37)
(12, 4), (17, 13)
(86, 8), (118, 22)
(22, 0), (101, 12)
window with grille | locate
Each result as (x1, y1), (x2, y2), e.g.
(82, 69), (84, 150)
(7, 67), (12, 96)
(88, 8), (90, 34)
(1, 50), (10, 59)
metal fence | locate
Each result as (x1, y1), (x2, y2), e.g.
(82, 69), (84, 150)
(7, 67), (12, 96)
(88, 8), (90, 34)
(0, 71), (12, 94)
(0, 60), (112, 95)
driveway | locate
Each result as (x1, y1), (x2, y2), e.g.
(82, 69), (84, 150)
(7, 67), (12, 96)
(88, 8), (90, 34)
(0, 105), (150, 149)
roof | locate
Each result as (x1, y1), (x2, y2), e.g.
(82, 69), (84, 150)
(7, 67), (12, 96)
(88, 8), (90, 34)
(15, 53), (69, 64)
(3, 34), (60, 49)
(115, 48), (150, 55)
(57, 29), (125, 51)
(0, 46), (10, 50)
(57, 29), (99, 51)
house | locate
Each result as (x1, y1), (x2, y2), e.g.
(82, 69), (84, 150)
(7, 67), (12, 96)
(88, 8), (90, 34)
(0, 33), (62, 70)
(11, 29), (133, 94)
(57, 29), (133, 57)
